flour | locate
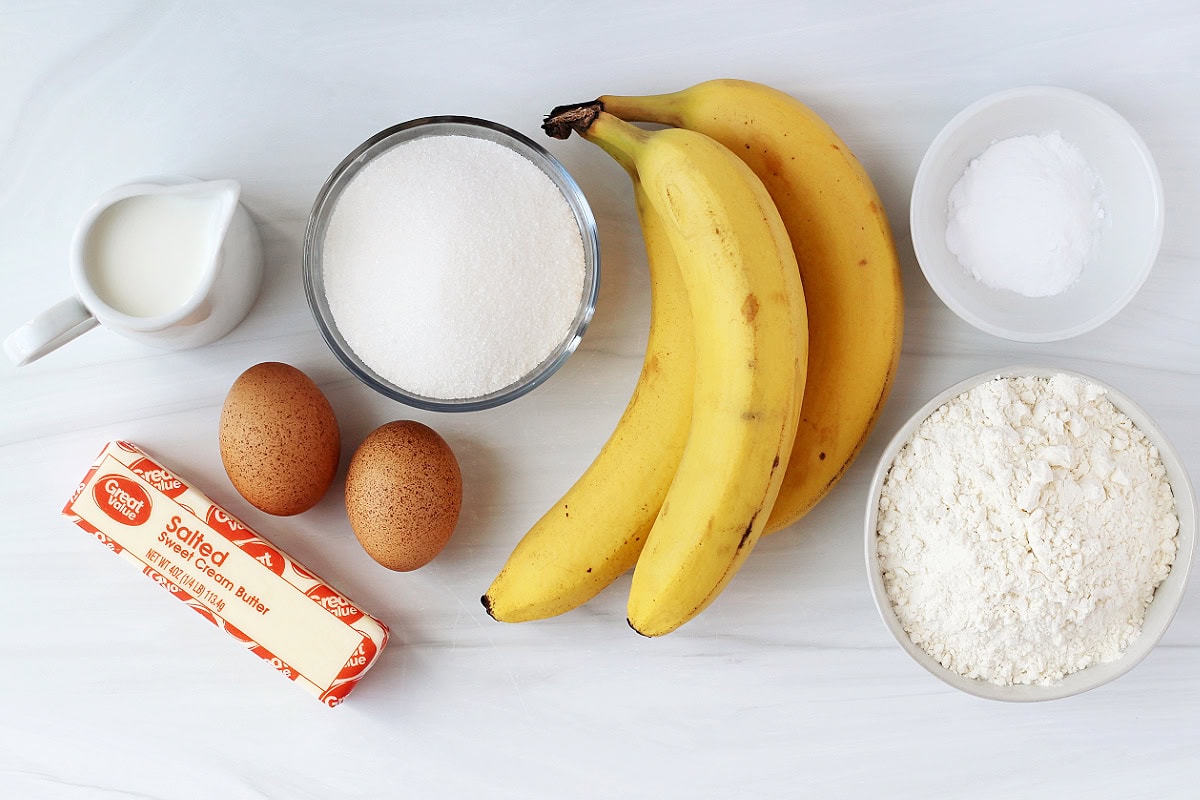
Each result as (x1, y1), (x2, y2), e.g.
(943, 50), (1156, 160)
(876, 374), (1178, 686)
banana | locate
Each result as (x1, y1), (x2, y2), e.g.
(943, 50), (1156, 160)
(481, 181), (694, 622)
(545, 109), (808, 636)
(598, 79), (904, 534)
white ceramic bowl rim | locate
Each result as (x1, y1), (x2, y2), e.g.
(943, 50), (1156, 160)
(864, 365), (1196, 701)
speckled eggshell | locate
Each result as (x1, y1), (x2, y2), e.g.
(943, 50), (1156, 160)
(219, 362), (341, 516)
(345, 420), (463, 572)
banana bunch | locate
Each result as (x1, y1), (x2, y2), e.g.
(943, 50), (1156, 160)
(483, 79), (903, 635)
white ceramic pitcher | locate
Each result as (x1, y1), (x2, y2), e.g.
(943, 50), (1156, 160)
(4, 178), (264, 366)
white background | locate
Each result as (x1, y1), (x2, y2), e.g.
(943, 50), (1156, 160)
(2, 2), (1198, 797)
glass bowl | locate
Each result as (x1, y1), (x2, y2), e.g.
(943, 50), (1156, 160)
(303, 116), (600, 412)
(864, 366), (1195, 701)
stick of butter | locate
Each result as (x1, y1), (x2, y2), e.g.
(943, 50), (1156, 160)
(62, 441), (390, 707)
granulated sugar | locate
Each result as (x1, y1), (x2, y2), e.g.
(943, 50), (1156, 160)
(945, 131), (1107, 297)
(322, 134), (586, 400)
(876, 374), (1178, 686)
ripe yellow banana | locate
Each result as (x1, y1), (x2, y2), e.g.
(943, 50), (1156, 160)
(546, 109), (808, 636)
(599, 79), (903, 534)
(481, 180), (694, 622)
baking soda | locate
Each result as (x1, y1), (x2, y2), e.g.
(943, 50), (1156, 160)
(322, 134), (586, 400)
(945, 132), (1107, 297)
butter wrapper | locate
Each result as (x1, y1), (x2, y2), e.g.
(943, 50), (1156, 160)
(62, 441), (389, 706)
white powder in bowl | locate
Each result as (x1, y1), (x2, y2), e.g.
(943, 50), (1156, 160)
(945, 131), (1107, 297)
(876, 374), (1178, 686)
(322, 133), (586, 401)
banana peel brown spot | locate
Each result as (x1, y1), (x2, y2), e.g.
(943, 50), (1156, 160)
(762, 148), (784, 180)
(738, 510), (760, 549)
(741, 293), (759, 323)
(664, 183), (683, 220)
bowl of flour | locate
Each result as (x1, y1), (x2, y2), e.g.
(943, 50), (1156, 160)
(304, 116), (599, 411)
(910, 86), (1163, 342)
(865, 366), (1194, 701)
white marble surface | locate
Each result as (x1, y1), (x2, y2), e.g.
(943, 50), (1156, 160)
(2, 2), (1198, 797)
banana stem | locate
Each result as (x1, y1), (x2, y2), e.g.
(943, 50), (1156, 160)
(542, 100), (603, 140)
(543, 103), (649, 177)
(598, 92), (685, 127)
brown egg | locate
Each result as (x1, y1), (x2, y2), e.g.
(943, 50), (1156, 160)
(345, 420), (463, 571)
(219, 362), (341, 516)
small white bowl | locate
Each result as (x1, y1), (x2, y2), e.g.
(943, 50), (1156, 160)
(865, 366), (1195, 701)
(910, 87), (1164, 342)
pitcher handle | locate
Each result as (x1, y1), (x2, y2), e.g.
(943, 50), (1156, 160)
(3, 297), (99, 366)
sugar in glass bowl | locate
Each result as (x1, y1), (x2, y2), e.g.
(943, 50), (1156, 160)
(909, 86), (1163, 342)
(303, 116), (600, 412)
(864, 366), (1195, 701)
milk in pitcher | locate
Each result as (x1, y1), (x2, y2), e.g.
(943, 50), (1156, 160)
(4, 177), (263, 366)
(82, 193), (219, 319)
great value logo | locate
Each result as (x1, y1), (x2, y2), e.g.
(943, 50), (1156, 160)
(305, 585), (364, 624)
(206, 505), (256, 543)
(130, 457), (186, 498)
(239, 541), (286, 577)
(93, 475), (152, 526)
(335, 635), (378, 682)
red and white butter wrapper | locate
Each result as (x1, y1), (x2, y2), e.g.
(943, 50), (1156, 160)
(62, 441), (389, 707)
